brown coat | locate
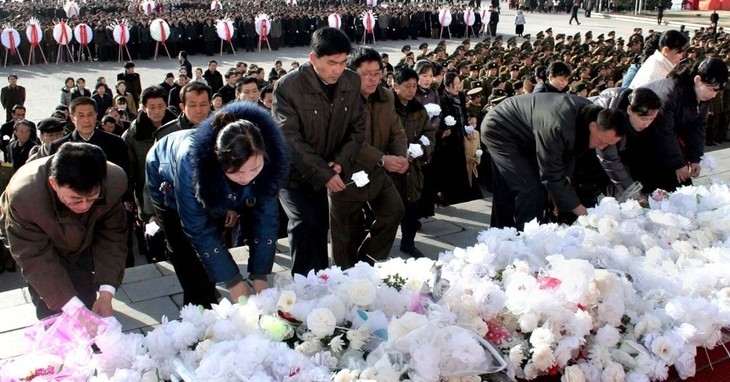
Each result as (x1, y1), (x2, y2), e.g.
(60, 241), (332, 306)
(333, 85), (408, 202)
(393, 94), (436, 202)
(0, 156), (128, 311)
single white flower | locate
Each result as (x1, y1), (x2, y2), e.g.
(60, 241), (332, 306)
(531, 345), (556, 371)
(347, 278), (377, 306)
(650, 335), (680, 364)
(329, 334), (344, 353)
(561, 365), (586, 382)
(276, 289), (297, 312)
(306, 308), (336, 338)
(595, 325), (621, 348)
(350, 171), (370, 187)
(444, 115), (456, 126)
(529, 327), (555, 347)
(295, 338), (323, 356)
(472, 317), (488, 337)
(419, 135), (430, 146)
(509, 343), (525, 366)
(673, 348), (697, 379)
(601, 361), (626, 382)
(346, 325), (371, 350)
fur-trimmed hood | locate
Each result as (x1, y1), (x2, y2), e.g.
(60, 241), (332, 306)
(191, 101), (289, 213)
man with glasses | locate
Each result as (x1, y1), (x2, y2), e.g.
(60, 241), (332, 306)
(327, 46), (407, 268)
(0, 142), (128, 319)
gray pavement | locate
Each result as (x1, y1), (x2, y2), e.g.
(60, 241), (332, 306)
(3, 9), (730, 361)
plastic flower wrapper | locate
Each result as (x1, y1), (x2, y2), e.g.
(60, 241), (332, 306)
(423, 103), (441, 118)
(464, 125), (475, 135)
(349, 171), (370, 187)
(408, 143), (423, 159)
(419, 135), (430, 146)
(444, 115), (457, 126)
(259, 315), (295, 341)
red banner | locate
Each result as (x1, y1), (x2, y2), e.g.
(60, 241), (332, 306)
(159, 20), (167, 43)
(29, 25), (39, 47)
(366, 12), (373, 33)
(120, 23), (127, 46)
(260, 19), (268, 42)
(8, 31), (16, 55)
(60, 21), (69, 44)
(223, 22), (232, 42)
(79, 25), (88, 46)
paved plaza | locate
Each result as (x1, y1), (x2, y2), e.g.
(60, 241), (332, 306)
(2, 9), (730, 361)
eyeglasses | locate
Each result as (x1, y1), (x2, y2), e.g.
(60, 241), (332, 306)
(59, 192), (104, 207)
(359, 71), (383, 80)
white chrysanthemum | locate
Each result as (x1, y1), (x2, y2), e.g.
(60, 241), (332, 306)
(509, 343), (525, 365)
(601, 361), (626, 382)
(306, 308), (336, 338)
(529, 327), (555, 347)
(329, 334), (344, 353)
(531, 345), (555, 371)
(444, 115), (456, 126)
(595, 325), (621, 348)
(561, 365), (586, 382)
(276, 289), (297, 312)
(387, 312), (427, 344)
(347, 325), (372, 351)
(347, 278), (377, 306)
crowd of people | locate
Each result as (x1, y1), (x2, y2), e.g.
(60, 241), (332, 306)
(1, 0), (730, 320)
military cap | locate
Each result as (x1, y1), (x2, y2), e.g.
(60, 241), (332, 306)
(482, 37), (492, 43)
(491, 78), (503, 88)
(488, 88), (508, 104)
(495, 35), (504, 40)
(510, 64), (520, 72)
(470, 80), (483, 89)
(462, 39), (471, 45)
(457, 61), (470, 69)
(401, 45), (411, 53)
(523, 34), (531, 39)
(507, 36), (517, 44)
(597, 33), (604, 40)
(469, 64), (481, 71)
(573, 32), (581, 39)
(512, 80), (524, 90)
(546, 27), (553, 33)
(466, 87), (483, 97)
(438, 40), (447, 46)
(608, 30), (615, 37)
(556, 33), (565, 39)
(585, 31), (593, 38)
(572, 82), (588, 93)
(418, 42), (429, 50)
(434, 47), (445, 53)
(605, 38), (615, 44)
(536, 31), (545, 39)
(616, 37), (625, 44)
(486, 62), (499, 69)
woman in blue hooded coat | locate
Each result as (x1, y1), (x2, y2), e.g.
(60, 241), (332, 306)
(146, 102), (289, 308)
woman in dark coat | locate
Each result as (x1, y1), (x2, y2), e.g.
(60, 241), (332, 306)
(532, 61), (571, 93)
(433, 72), (482, 205)
(146, 102), (289, 308)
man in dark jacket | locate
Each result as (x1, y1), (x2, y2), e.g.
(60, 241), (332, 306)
(481, 93), (628, 230)
(155, 81), (212, 140)
(273, 27), (365, 276)
(203, 60), (224, 92)
(328, 47), (407, 269)
(117, 62), (143, 106)
(0, 142), (128, 319)
(1, 75), (26, 122)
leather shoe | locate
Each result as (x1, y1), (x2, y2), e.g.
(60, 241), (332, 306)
(400, 246), (424, 259)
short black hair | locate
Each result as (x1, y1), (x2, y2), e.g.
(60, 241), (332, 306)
(596, 107), (629, 138)
(394, 68), (419, 84)
(141, 85), (168, 106)
(260, 85), (274, 101)
(547, 61), (572, 78)
(347, 46), (382, 71)
(51, 142), (108, 194)
(180, 81), (212, 104)
(659, 30), (689, 52)
(236, 76), (259, 92)
(310, 27), (352, 57)
(101, 115), (117, 125)
(11, 104), (26, 113)
(69, 97), (97, 114)
(413, 60), (434, 75)
(627, 88), (662, 116)
(179, 50), (188, 59)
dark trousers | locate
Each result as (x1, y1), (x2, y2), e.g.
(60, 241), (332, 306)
(399, 198), (421, 250)
(279, 186), (330, 276)
(28, 250), (96, 320)
(329, 176), (404, 268)
(155, 206), (217, 309)
(488, 146), (546, 231)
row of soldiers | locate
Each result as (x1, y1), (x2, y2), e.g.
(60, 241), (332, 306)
(2, 1), (497, 66)
(388, 24), (730, 130)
